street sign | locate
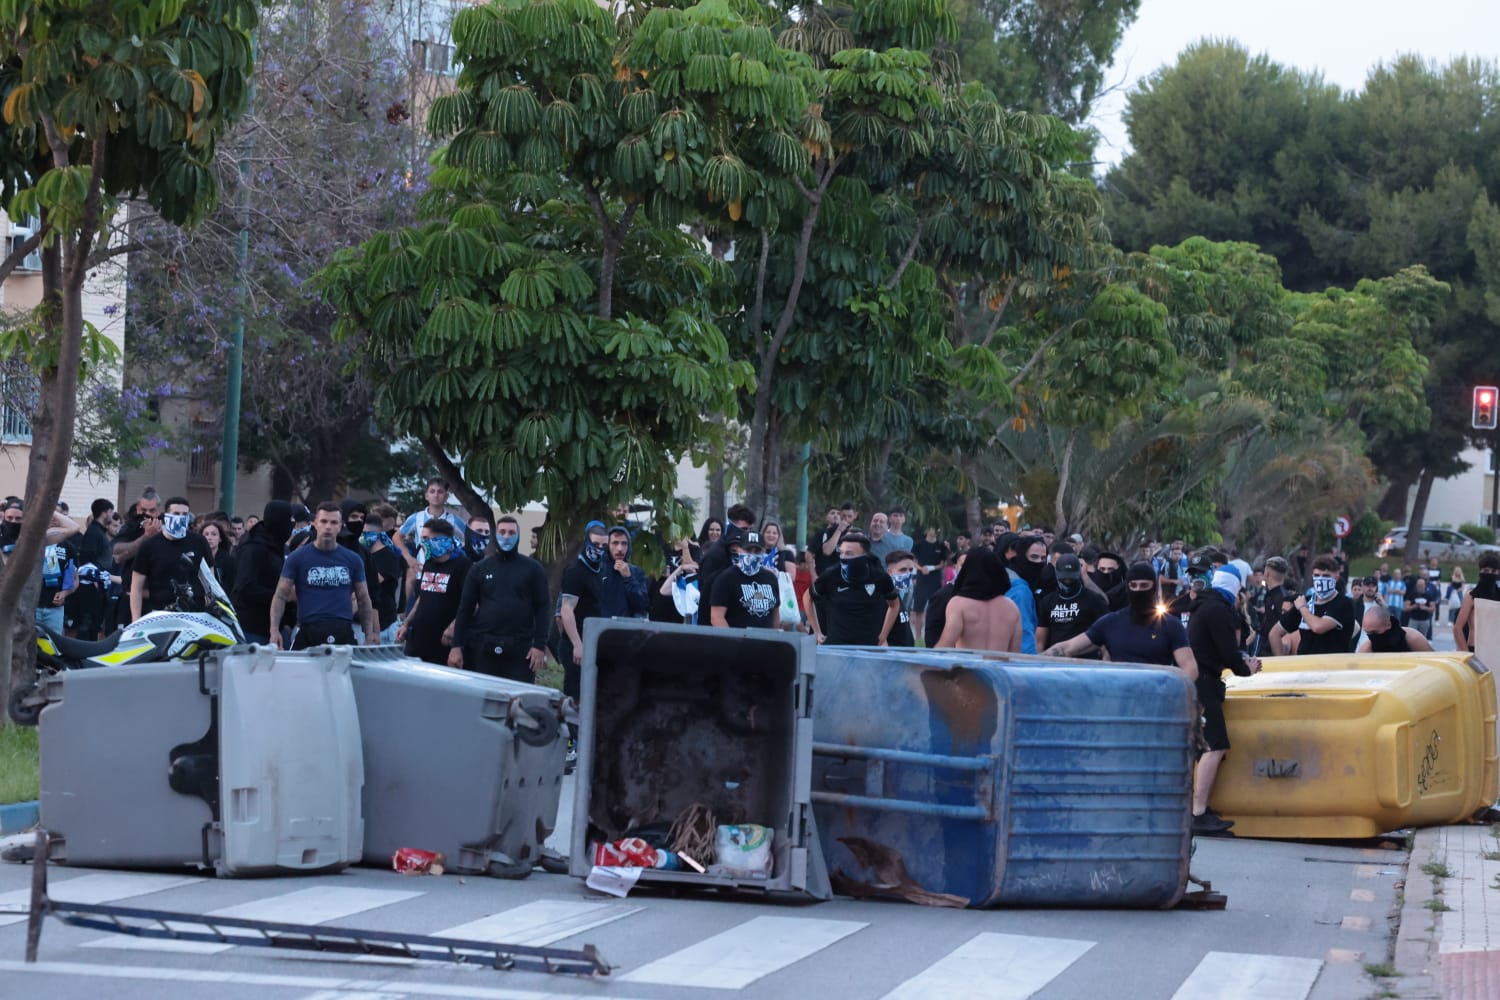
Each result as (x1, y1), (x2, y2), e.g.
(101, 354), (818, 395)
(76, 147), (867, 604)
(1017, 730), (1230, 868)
(1333, 516), (1352, 538)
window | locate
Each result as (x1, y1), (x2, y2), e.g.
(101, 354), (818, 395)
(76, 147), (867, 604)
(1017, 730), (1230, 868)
(0, 371), (38, 443)
(187, 418), (217, 487)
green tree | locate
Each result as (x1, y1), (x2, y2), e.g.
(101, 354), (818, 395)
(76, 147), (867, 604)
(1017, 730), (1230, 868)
(0, 0), (255, 722)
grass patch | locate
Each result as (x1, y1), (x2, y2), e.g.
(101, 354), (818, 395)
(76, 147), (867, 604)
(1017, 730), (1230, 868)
(0, 725), (39, 804)
(1425, 898), (1453, 912)
(1363, 961), (1400, 978)
(1422, 860), (1454, 878)
(536, 656), (565, 692)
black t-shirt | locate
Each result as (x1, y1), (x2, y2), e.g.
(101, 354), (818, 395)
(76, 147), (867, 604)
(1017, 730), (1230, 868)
(1038, 588), (1108, 647)
(1085, 609), (1188, 666)
(709, 567), (779, 628)
(812, 560), (898, 645)
(560, 558), (606, 633)
(807, 525), (841, 577)
(1406, 581), (1436, 620)
(1279, 594), (1356, 655)
(368, 545), (403, 629)
(923, 584), (955, 648)
(1187, 591), (1244, 684)
(406, 554), (471, 652)
(133, 533), (212, 613)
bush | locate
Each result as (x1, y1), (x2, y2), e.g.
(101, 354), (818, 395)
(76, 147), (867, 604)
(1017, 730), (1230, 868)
(1345, 512), (1394, 557)
(1461, 522), (1497, 545)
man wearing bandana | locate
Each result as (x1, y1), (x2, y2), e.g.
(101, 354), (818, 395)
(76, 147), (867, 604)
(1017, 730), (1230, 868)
(129, 496), (211, 620)
(1047, 562), (1199, 679)
(397, 518), (472, 665)
(1281, 553), (1356, 656)
(559, 521), (613, 704)
(808, 532), (899, 646)
(882, 549), (920, 647)
(709, 530), (780, 629)
(1186, 564), (1259, 834)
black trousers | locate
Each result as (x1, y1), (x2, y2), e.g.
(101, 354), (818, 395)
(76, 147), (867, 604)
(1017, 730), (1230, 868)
(293, 618), (356, 649)
(471, 638), (533, 683)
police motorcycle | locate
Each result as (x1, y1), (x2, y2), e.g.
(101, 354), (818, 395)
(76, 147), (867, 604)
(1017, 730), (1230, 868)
(9, 554), (245, 725)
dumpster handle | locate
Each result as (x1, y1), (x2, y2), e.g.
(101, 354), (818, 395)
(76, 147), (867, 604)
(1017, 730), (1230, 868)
(810, 790), (990, 821)
(812, 742), (994, 773)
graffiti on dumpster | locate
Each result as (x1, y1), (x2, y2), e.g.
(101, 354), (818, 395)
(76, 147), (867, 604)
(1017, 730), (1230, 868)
(1253, 758), (1301, 779)
(1089, 864), (1126, 893)
(1416, 730), (1441, 794)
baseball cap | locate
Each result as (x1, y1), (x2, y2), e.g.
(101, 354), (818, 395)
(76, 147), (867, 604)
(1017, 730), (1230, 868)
(1055, 554), (1082, 578)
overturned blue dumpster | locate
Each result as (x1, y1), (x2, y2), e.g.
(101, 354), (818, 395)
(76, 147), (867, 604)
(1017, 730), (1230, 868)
(812, 649), (1195, 908)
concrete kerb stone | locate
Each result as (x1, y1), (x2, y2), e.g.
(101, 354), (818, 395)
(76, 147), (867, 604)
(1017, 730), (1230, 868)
(0, 801), (38, 835)
(1393, 827), (1444, 999)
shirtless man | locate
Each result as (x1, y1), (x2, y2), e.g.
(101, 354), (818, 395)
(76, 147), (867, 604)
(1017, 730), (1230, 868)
(935, 547), (1021, 652)
(1357, 605), (1434, 653)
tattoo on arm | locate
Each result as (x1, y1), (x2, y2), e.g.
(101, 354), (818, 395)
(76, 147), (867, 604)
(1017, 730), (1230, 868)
(270, 578), (295, 633)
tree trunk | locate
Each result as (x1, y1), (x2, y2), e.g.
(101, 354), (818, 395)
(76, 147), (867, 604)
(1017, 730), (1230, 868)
(306, 429), (342, 505)
(708, 459), (726, 522)
(762, 415), (783, 524)
(420, 436), (489, 521)
(961, 454), (983, 535)
(1054, 431), (1076, 537)
(1377, 469), (1415, 524)
(1402, 467), (1435, 567)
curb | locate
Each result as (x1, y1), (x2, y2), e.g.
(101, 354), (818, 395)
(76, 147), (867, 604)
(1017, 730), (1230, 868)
(0, 800), (38, 835)
(1393, 827), (1444, 999)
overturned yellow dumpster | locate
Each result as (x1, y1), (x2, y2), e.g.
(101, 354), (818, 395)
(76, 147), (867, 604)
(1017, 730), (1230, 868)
(1211, 653), (1499, 839)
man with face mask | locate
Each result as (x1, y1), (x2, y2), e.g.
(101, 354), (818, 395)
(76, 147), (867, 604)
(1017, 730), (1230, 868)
(559, 521), (611, 701)
(1454, 551), (1499, 652)
(451, 515), (551, 680)
(233, 500), (296, 644)
(996, 532), (1041, 653)
(464, 515), (493, 562)
(710, 531), (781, 629)
(882, 550), (920, 646)
(808, 533), (899, 646)
(130, 496), (211, 621)
(360, 504), (404, 643)
(1047, 563), (1199, 680)
(1280, 553), (1356, 656)
(1357, 604), (1434, 653)
(1036, 554), (1107, 655)
(397, 518), (473, 665)
(1187, 565), (1259, 834)
(1091, 550), (1127, 610)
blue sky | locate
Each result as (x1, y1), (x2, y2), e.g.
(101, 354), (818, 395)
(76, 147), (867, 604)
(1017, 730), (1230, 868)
(1091, 0), (1500, 166)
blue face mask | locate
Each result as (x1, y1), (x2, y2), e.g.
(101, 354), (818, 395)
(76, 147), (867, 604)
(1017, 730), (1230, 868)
(496, 533), (519, 553)
(892, 570), (915, 593)
(736, 552), (765, 576)
(423, 535), (456, 560)
(582, 539), (606, 564)
(161, 512), (192, 540)
(360, 530), (384, 549)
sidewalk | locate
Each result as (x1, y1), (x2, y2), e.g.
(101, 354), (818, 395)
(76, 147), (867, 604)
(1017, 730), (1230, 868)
(1399, 824), (1500, 998)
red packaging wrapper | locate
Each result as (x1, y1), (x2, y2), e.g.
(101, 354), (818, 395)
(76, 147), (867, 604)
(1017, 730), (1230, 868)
(591, 837), (659, 868)
(392, 847), (446, 874)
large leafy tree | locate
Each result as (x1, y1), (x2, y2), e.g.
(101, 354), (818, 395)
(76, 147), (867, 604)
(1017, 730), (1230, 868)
(319, 0), (759, 552)
(0, 0), (255, 719)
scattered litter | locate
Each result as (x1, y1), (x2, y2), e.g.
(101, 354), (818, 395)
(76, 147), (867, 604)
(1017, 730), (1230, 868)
(586, 865), (643, 898)
(713, 825), (774, 878)
(831, 837), (969, 908)
(392, 847), (446, 876)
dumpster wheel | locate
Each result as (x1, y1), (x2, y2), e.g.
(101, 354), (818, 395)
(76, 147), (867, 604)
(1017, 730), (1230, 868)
(1177, 873), (1228, 910)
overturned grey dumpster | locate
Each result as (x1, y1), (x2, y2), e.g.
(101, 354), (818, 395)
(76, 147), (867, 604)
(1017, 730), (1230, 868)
(570, 619), (829, 900)
(39, 644), (364, 875)
(347, 646), (571, 877)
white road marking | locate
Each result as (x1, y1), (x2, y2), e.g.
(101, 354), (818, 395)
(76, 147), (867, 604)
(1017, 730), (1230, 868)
(0, 872), (201, 927)
(620, 915), (867, 989)
(0, 960), (651, 1000)
(439, 899), (641, 948)
(81, 886), (422, 954)
(1170, 951), (1323, 1000)
(880, 931), (1095, 1000)
(298, 992), (406, 1000)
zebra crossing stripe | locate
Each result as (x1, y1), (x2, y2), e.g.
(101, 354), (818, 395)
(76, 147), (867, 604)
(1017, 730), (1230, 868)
(80, 885), (422, 954)
(880, 932), (1095, 1000)
(620, 914), (868, 989)
(1170, 951), (1323, 1000)
(438, 899), (642, 948)
(0, 872), (201, 928)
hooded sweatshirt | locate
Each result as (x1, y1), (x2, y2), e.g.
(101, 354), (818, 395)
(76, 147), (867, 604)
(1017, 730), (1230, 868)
(232, 500), (294, 631)
(597, 527), (649, 618)
(452, 544), (551, 650)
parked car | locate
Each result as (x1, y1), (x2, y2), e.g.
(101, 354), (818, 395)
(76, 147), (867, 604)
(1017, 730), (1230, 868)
(1376, 526), (1500, 561)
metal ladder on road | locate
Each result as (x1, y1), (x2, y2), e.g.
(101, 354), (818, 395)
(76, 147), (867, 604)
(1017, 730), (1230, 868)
(17, 830), (611, 975)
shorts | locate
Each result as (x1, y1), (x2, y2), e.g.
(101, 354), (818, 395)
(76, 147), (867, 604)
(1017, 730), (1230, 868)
(1196, 676), (1230, 752)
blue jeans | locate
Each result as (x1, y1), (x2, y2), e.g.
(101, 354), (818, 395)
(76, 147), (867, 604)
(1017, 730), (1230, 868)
(35, 605), (64, 636)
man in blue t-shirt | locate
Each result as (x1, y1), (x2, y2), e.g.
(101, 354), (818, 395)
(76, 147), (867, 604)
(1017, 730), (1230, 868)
(271, 501), (378, 649)
(1044, 562), (1199, 679)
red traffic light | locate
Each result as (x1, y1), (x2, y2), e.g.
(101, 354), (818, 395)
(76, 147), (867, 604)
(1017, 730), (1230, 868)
(1476, 385), (1499, 430)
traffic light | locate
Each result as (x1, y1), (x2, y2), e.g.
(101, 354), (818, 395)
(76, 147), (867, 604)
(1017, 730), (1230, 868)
(1476, 386), (1499, 430)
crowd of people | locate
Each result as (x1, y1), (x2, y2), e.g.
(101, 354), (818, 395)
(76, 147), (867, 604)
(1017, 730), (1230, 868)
(7, 483), (1499, 794)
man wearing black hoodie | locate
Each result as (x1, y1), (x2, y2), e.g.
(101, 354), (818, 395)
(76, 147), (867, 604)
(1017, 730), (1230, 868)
(1187, 566), (1257, 835)
(451, 515), (550, 681)
(232, 500), (295, 644)
(934, 547), (1020, 651)
(695, 503), (755, 603)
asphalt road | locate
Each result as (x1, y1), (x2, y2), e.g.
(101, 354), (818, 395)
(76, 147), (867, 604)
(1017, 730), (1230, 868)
(0, 784), (1406, 1000)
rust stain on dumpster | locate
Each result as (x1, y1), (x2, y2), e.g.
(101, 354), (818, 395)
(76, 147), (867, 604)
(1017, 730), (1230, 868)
(920, 667), (997, 745)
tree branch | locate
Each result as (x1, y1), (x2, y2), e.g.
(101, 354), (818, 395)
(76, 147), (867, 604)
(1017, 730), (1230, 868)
(84, 239), (141, 270)
(1007, 317), (1075, 390)
(419, 434), (488, 521)
(0, 227), (44, 286)
(883, 216), (924, 290)
(748, 228), (769, 341)
(979, 275), (1018, 350)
